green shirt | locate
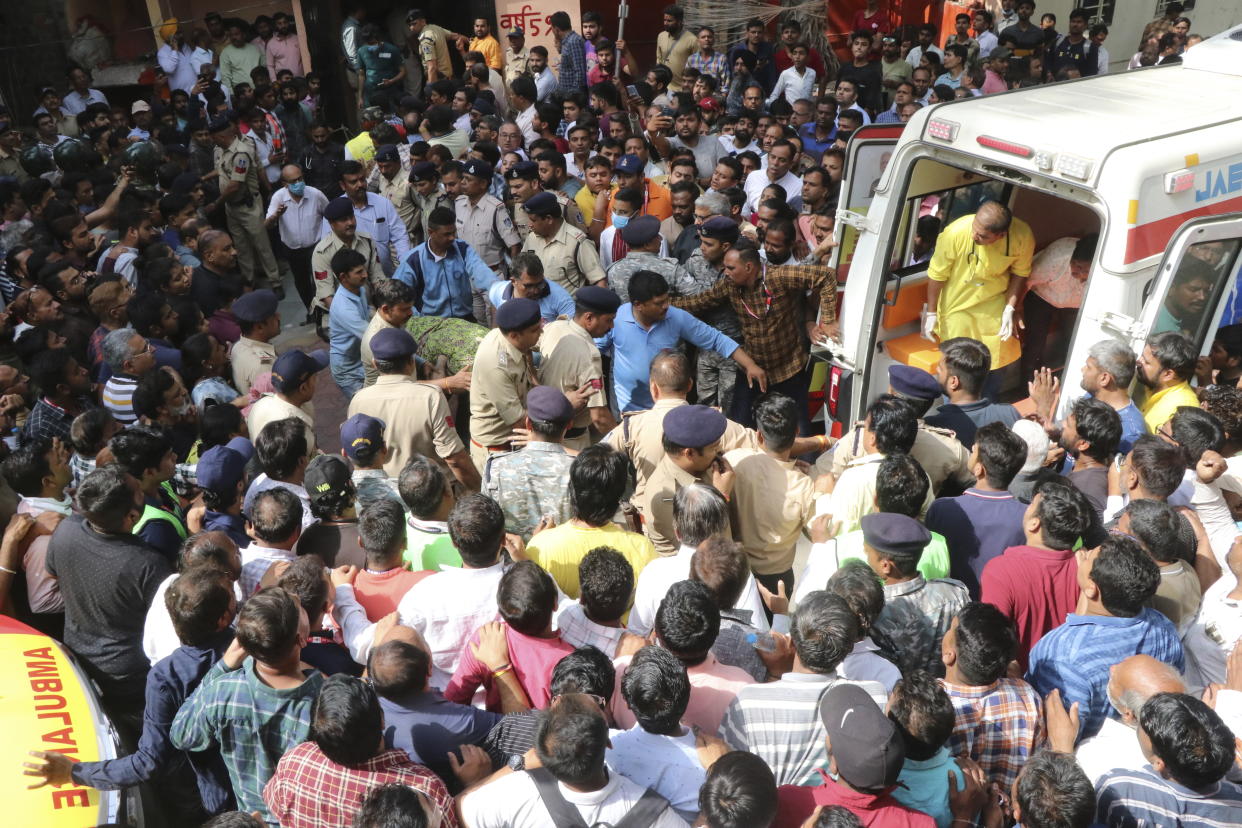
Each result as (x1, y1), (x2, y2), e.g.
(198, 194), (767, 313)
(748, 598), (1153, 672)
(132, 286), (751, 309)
(357, 41), (403, 100)
(404, 518), (462, 571)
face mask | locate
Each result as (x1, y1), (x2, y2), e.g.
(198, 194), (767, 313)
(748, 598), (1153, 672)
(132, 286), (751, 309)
(288, 181), (306, 197)
(612, 213), (630, 229)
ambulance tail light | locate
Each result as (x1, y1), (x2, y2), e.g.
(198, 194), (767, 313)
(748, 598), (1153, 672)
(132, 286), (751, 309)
(1164, 169), (1196, 194)
(976, 135), (1033, 158)
(1056, 154), (1093, 181)
(926, 118), (959, 142)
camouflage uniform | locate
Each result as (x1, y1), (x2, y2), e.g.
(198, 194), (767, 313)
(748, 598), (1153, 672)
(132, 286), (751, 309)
(680, 248), (743, 413)
(604, 251), (693, 305)
(483, 441), (575, 540)
(872, 576), (969, 677)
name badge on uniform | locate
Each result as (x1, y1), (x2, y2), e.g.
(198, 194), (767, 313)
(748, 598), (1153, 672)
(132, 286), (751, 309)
(233, 155), (249, 174)
(380, 52), (392, 59)
(498, 351), (509, 367)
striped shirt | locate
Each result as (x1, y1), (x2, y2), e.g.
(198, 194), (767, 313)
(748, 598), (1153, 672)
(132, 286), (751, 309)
(555, 601), (626, 656)
(171, 658), (323, 823)
(940, 677), (1042, 790)
(720, 671), (888, 786)
(1096, 765), (1242, 827)
(102, 374), (139, 425)
(1027, 608), (1184, 740)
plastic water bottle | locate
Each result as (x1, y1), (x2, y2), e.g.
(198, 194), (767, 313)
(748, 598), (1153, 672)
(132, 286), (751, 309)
(747, 632), (778, 653)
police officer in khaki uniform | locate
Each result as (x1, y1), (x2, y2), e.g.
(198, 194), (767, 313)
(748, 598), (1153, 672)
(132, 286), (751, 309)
(507, 161), (587, 239)
(208, 114), (280, 291)
(230, 289), (281, 397)
(374, 144), (418, 246)
(348, 327), (480, 489)
(821, 363), (974, 494)
(456, 158), (521, 324)
(310, 197), (385, 317)
(468, 297), (543, 473)
(631, 404), (738, 555)
(520, 191), (605, 293)
(410, 161), (452, 247)
(360, 278), (415, 388)
(503, 28), (529, 94)
(606, 350), (761, 492)
(539, 286), (621, 450)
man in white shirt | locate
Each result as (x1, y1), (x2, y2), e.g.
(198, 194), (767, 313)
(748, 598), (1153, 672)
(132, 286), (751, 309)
(460, 693), (688, 827)
(512, 76), (540, 148)
(608, 647), (709, 822)
(1045, 654), (1185, 786)
(629, 483), (773, 637)
(906, 23), (944, 68)
(742, 139), (802, 215)
(61, 67), (109, 115)
(265, 164), (328, 316)
(974, 10), (999, 59)
(238, 487), (303, 599)
(335, 493), (507, 689)
(157, 30), (199, 93)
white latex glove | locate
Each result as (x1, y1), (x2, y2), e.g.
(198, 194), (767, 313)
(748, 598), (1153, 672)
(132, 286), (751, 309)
(998, 305), (1016, 341)
(920, 303), (938, 342)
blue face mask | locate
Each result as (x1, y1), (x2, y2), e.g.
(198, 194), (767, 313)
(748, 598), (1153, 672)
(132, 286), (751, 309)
(611, 213), (630, 229)
(288, 181), (305, 197)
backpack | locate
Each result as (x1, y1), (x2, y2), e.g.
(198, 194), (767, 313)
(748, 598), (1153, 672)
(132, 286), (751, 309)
(527, 767), (671, 828)
(400, 240), (470, 311)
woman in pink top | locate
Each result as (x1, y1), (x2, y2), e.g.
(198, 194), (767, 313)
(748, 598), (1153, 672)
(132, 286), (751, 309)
(444, 561), (574, 711)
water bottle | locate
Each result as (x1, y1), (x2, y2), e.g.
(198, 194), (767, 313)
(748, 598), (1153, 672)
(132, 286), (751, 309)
(747, 632), (778, 653)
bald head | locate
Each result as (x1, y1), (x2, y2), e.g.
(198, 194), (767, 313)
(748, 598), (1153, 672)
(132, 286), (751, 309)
(649, 350), (692, 395)
(368, 638), (431, 698)
(280, 164), (304, 184)
(976, 201), (1012, 233)
(1111, 654), (1185, 722)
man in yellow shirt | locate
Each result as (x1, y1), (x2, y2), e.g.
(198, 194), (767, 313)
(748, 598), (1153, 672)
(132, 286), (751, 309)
(922, 201), (1035, 371)
(1136, 330), (1201, 431)
(527, 443), (657, 598)
(464, 17), (503, 70)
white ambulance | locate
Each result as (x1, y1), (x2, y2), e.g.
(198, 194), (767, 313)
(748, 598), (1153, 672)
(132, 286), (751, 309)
(818, 25), (1242, 428)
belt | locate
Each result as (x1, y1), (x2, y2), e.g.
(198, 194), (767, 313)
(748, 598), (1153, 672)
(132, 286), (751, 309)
(471, 439), (512, 452)
(565, 427), (588, 438)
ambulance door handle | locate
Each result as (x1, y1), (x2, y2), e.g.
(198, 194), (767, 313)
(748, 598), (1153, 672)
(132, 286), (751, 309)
(1094, 309), (1142, 339)
(836, 210), (878, 234)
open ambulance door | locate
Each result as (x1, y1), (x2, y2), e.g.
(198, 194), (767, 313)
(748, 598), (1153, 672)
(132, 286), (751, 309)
(813, 124), (901, 432)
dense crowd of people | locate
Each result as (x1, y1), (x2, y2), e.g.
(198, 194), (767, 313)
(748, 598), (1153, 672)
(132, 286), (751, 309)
(0, 2), (1238, 827)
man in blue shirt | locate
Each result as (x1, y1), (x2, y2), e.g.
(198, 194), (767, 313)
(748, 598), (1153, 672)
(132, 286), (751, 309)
(393, 206), (497, 321)
(328, 248), (371, 398)
(1027, 534), (1183, 741)
(601, 269), (764, 412)
(486, 251), (575, 322)
(24, 567), (236, 821)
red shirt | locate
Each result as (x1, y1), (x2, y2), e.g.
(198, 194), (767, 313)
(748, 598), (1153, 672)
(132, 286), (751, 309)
(263, 742), (459, 828)
(775, 772), (936, 828)
(444, 623), (574, 711)
(852, 10), (893, 38)
(980, 544), (1080, 667)
(353, 567), (433, 621)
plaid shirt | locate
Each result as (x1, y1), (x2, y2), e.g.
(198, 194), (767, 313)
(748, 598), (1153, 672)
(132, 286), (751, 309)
(686, 49), (732, 95)
(557, 31), (588, 95)
(70, 452), (96, 489)
(171, 658), (323, 822)
(20, 396), (91, 446)
(264, 741), (459, 828)
(675, 262), (838, 384)
(940, 677), (1042, 791)
(555, 601), (626, 656)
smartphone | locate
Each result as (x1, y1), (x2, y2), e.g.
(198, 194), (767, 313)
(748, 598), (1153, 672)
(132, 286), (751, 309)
(660, 106), (675, 119)
(625, 84), (639, 98)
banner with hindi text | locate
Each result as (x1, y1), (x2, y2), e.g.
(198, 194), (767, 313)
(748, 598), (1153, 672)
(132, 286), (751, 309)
(498, 0), (584, 74)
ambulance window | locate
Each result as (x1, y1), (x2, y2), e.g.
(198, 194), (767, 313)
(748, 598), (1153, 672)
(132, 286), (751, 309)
(892, 180), (1008, 272)
(1146, 239), (1242, 348)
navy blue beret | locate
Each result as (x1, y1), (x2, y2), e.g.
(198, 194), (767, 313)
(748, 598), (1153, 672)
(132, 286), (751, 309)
(888, 364), (943, 401)
(861, 513), (931, 557)
(496, 297), (542, 331)
(663, 404), (727, 448)
(575, 285), (621, 314)
(526, 386), (574, 423)
(370, 328), (417, 360)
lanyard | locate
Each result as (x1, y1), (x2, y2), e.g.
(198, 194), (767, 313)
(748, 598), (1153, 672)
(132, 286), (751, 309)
(739, 278), (773, 319)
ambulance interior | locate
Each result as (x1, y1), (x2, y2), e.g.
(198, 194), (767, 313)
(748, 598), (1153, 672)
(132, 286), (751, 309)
(858, 155), (1103, 404)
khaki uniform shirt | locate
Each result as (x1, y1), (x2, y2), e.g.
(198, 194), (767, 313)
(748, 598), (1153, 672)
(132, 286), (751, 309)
(538, 319), (605, 432)
(513, 191), (586, 238)
(605, 397), (759, 492)
(216, 135), (262, 210)
(348, 373), (464, 477)
(418, 24), (453, 80)
(520, 219), (605, 292)
(632, 455), (700, 555)
(455, 193), (520, 270)
(824, 453), (934, 535)
(360, 312), (398, 388)
(310, 231), (384, 311)
(504, 47), (530, 92)
(378, 169), (419, 246)
(725, 447), (816, 575)
(247, 393), (317, 451)
(230, 336), (277, 397)
(469, 327), (537, 446)
(823, 421), (974, 494)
